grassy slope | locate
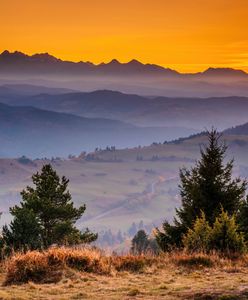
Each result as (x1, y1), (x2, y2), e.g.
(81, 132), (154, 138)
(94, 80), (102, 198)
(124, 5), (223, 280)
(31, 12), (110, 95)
(1, 134), (248, 232)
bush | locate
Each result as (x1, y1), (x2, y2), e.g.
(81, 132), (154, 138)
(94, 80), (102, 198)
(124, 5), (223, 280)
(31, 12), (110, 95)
(4, 251), (60, 285)
(183, 209), (246, 255)
(183, 212), (211, 253)
(210, 210), (246, 255)
(4, 247), (111, 285)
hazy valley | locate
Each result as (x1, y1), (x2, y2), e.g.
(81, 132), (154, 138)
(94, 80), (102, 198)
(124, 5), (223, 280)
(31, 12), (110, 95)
(1, 130), (248, 247)
(1, 66), (248, 245)
(3, 2), (248, 299)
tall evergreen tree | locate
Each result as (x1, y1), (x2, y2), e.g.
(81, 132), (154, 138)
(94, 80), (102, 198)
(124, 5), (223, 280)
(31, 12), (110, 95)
(156, 129), (246, 250)
(2, 164), (97, 250)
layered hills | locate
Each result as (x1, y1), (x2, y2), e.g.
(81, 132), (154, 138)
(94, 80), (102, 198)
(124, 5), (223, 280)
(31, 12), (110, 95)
(1, 50), (248, 97)
(1, 87), (248, 129)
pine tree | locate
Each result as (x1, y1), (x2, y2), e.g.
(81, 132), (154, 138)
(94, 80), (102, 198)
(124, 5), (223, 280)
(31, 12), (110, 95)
(156, 129), (246, 250)
(131, 230), (149, 255)
(4, 164), (97, 250)
(1, 208), (42, 253)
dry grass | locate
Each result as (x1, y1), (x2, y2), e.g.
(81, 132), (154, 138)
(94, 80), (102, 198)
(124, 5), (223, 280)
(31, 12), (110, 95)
(2, 248), (248, 299)
(112, 255), (154, 273)
(4, 247), (112, 285)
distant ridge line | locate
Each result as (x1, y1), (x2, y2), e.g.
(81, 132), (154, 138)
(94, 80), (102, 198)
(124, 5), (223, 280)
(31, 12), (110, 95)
(0, 50), (247, 76)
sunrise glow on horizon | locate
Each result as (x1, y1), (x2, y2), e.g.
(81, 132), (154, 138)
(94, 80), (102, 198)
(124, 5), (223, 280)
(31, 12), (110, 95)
(1, 0), (248, 72)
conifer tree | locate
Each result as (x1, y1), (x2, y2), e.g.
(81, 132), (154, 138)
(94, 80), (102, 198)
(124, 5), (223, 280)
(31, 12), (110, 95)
(210, 209), (246, 254)
(2, 164), (97, 250)
(1, 208), (42, 253)
(131, 229), (149, 255)
(183, 211), (211, 253)
(183, 209), (246, 254)
(156, 129), (246, 250)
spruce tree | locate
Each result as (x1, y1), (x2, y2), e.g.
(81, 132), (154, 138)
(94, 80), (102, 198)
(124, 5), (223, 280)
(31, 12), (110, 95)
(3, 164), (97, 250)
(131, 230), (149, 255)
(156, 129), (246, 250)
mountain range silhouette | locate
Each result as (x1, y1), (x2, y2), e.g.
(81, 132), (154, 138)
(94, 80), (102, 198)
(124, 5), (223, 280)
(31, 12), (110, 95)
(0, 50), (247, 77)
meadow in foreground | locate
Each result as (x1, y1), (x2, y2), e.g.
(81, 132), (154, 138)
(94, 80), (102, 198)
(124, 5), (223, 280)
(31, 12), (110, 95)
(1, 247), (248, 300)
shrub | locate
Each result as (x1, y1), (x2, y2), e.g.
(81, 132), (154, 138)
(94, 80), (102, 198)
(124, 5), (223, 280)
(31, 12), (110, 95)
(209, 210), (246, 255)
(4, 251), (60, 285)
(4, 247), (110, 285)
(183, 209), (246, 255)
(183, 212), (211, 253)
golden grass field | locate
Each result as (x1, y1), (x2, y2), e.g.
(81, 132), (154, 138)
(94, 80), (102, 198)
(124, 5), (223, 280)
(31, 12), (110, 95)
(1, 248), (248, 299)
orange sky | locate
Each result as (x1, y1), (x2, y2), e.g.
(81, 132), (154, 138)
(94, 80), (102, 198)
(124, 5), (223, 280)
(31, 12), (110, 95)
(1, 0), (248, 72)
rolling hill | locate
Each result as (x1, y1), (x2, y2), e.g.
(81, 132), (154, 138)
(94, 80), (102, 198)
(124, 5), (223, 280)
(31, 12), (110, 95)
(224, 122), (248, 136)
(0, 84), (76, 96)
(0, 101), (197, 158)
(1, 88), (248, 130)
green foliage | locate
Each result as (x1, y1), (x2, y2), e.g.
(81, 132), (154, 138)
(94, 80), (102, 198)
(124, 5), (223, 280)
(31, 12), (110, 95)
(1, 164), (97, 252)
(156, 129), (246, 251)
(131, 230), (160, 255)
(210, 209), (246, 254)
(237, 196), (248, 242)
(183, 209), (246, 254)
(1, 208), (42, 254)
(77, 228), (98, 244)
(177, 129), (246, 229)
(183, 212), (211, 252)
(156, 221), (183, 251)
(131, 230), (149, 255)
